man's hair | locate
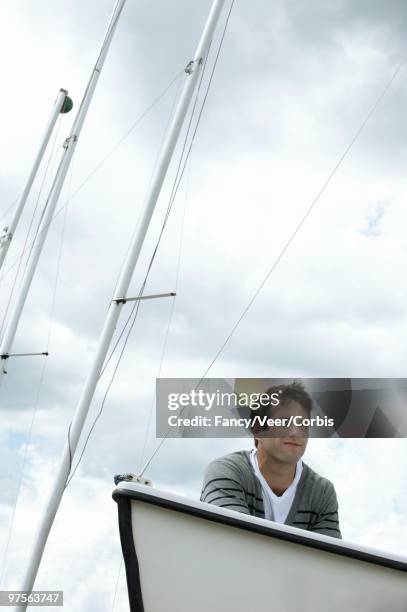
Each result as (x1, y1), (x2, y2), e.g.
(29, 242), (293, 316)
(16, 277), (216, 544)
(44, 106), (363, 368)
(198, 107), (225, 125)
(252, 381), (312, 445)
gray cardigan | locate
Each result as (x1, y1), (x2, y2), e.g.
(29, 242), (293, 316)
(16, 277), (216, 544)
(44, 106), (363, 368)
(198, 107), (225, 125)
(200, 450), (341, 538)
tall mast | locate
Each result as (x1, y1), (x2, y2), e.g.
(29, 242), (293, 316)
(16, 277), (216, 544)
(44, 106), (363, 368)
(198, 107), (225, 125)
(15, 0), (226, 603)
(0, 0), (126, 379)
(0, 89), (72, 272)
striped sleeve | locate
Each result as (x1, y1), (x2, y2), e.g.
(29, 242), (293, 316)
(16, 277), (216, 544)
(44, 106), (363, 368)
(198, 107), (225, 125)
(310, 481), (342, 539)
(200, 458), (261, 515)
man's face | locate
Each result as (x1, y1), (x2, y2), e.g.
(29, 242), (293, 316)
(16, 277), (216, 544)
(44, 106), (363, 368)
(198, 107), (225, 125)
(256, 400), (309, 465)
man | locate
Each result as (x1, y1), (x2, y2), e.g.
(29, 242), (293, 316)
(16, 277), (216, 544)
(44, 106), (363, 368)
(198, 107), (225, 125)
(200, 382), (341, 538)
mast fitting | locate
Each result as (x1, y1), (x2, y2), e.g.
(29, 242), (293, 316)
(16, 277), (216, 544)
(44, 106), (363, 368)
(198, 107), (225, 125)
(62, 135), (78, 150)
(0, 226), (12, 246)
(184, 58), (203, 74)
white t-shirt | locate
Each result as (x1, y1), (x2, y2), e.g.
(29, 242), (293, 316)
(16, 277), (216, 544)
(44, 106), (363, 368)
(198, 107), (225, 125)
(250, 448), (303, 523)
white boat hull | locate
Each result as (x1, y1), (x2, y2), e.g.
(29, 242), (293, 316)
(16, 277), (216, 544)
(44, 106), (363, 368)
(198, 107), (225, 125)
(113, 483), (407, 612)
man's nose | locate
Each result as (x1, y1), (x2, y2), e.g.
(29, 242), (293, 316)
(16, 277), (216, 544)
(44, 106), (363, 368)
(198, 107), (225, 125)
(287, 420), (307, 437)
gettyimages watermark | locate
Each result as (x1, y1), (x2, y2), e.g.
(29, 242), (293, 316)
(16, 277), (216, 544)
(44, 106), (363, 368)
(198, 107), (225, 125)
(156, 378), (407, 438)
(166, 389), (281, 411)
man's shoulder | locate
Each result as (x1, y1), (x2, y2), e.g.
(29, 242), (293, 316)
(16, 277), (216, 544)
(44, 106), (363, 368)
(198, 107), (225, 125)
(206, 450), (251, 471)
(302, 462), (336, 494)
(203, 450), (254, 483)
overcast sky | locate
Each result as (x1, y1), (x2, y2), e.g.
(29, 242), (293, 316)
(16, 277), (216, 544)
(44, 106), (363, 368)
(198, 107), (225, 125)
(1, 0), (407, 610)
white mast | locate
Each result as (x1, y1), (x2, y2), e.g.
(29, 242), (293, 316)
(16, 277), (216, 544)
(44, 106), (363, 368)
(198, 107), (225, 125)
(0, 89), (71, 273)
(15, 0), (226, 603)
(0, 0), (126, 379)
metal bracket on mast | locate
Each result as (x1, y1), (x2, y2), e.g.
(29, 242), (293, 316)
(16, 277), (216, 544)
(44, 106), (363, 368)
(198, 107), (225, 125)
(112, 291), (176, 305)
(62, 135), (78, 150)
(0, 226), (12, 247)
(184, 57), (203, 74)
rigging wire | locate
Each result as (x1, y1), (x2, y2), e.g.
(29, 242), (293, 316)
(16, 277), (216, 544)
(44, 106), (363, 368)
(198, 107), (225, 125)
(98, 63), (206, 381)
(0, 156), (73, 590)
(0, 137), (68, 287)
(0, 70), (184, 288)
(64, 291), (141, 488)
(0, 114), (63, 343)
(0, 0), (125, 288)
(110, 557), (123, 612)
(98, 70), (186, 381)
(138, 0), (236, 476)
(100, 134), (192, 608)
(1, 5), (219, 594)
(64, 66), (201, 487)
(0, 195), (20, 226)
(0, 132), (68, 228)
(134, 0), (237, 278)
(63, 13), (219, 487)
(100, 7), (218, 381)
(22, 124), (64, 275)
(0, 353), (49, 590)
(139, 19), (407, 478)
(65, 0), (235, 483)
(101, 46), (212, 387)
(194, 50), (407, 380)
(46, 156), (72, 351)
(138, 153), (192, 473)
